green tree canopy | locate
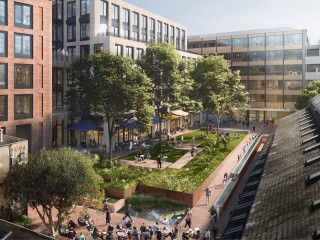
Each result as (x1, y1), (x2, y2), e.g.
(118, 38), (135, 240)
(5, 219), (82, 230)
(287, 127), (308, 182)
(66, 51), (153, 159)
(295, 80), (320, 110)
(191, 55), (249, 142)
(138, 43), (197, 145)
(3, 148), (101, 237)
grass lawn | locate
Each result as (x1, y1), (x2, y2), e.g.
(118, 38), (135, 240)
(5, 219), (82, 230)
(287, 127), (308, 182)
(120, 142), (188, 163)
(94, 130), (246, 193)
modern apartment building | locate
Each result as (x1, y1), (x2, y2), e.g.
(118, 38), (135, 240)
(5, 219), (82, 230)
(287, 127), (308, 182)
(51, 0), (199, 148)
(0, 0), (52, 153)
(188, 28), (308, 123)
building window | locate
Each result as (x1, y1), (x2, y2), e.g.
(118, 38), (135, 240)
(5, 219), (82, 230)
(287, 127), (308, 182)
(232, 38), (248, 48)
(67, 24), (76, 41)
(122, 9), (130, 39)
(14, 64), (33, 89)
(307, 49), (319, 57)
(53, 0), (62, 20)
(14, 2), (32, 29)
(249, 36), (265, 47)
(141, 15), (147, 42)
(0, 95), (7, 121)
(0, 31), (6, 57)
(67, 1), (76, 18)
(67, 69), (75, 87)
(14, 94), (33, 120)
(80, 0), (90, 15)
(266, 50), (283, 61)
(176, 27), (180, 50)
(266, 35), (283, 46)
(132, 12), (139, 41)
(157, 21), (162, 43)
(0, 0), (7, 25)
(0, 63), (7, 89)
(249, 51), (265, 62)
(217, 39), (231, 47)
(284, 65), (302, 75)
(284, 49), (302, 60)
(100, 0), (108, 34)
(80, 23), (90, 40)
(14, 33), (32, 58)
(266, 65), (283, 75)
(67, 46), (76, 56)
(94, 43), (103, 53)
(115, 44), (122, 56)
(164, 23), (169, 43)
(150, 18), (155, 42)
(126, 46), (133, 59)
(52, 68), (63, 108)
(80, 45), (90, 58)
(284, 34), (302, 45)
(111, 4), (119, 36)
(307, 64), (320, 72)
(170, 25), (174, 45)
(181, 30), (185, 51)
(137, 48), (143, 59)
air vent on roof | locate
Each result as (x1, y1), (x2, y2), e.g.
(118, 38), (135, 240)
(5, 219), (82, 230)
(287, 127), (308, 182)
(306, 172), (320, 187)
(301, 135), (320, 144)
(224, 226), (243, 235)
(310, 199), (320, 213)
(301, 129), (317, 137)
(312, 229), (320, 239)
(303, 142), (320, 154)
(250, 169), (263, 177)
(235, 201), (253, 210)
(300, 124), (316, 131)
(305, 155), (320, 167)
(230, 213), (247, 222)
(299, 119), (313, 126)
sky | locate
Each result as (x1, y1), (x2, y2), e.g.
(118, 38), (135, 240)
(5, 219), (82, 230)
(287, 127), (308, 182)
(124, 0), (320, 44)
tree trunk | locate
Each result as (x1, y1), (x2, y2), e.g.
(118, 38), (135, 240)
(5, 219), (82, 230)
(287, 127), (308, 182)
(108, 121), (113, 160)
(159, 116), (162, 153)
(206, 111), (209, 136)
(217, 116), (220, 148)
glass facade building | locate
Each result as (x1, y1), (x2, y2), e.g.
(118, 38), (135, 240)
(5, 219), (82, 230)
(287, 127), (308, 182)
(188, 28), (308, 123)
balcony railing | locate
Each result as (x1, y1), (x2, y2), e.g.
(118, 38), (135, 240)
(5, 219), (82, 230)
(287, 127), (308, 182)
(52, 52), (80, 67)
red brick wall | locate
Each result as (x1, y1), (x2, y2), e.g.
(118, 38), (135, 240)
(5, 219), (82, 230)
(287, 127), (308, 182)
(0, 0), (52, 152)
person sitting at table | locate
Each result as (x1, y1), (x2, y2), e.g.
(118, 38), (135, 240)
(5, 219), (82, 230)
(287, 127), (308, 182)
(108, 224), (114, 233)
(194, 230), (201, 240)
(116, 224), (122, 232)
(188, 229), (194, 239)
(135, 151), (142, 162)
(79, 232), (86, 240)
(126, 231), (132, 240)
(162, 217), (169, 225)
(125, 220), (132, 229)
(165, 226), (178, 240)
(91, 227), (100, 240)
(67, 220), (76, 229)
(182, 231), (189, 240)
(106, 231), (115, 240)
(66, 227), (77, 240)
(121, 217), (127, 228)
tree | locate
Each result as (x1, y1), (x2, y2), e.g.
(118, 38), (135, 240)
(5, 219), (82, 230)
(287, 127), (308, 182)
(295, 80), (320, 110)
(66, 51), (153, 160)
(192, 55), (249, 146)
(3, 148), (101, 237)
(138, 43), (195, 148)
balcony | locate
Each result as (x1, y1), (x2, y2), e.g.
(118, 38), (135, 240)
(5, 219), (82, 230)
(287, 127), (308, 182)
(52, 52), (80, 68)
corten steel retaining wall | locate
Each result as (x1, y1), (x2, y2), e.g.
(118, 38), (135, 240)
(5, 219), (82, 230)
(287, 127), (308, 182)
(218, 135), (262, 214)
(105, 184), (137, 199)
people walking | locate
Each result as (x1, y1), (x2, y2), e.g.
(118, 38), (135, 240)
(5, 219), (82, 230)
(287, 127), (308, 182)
(205, 187), (212, 205)
(184, 213), (192, 229)
(224, 172), (228, 182)
(124, 204), (133, 222)
(105, 204), (111, 224)
(157, 155), (162, 168)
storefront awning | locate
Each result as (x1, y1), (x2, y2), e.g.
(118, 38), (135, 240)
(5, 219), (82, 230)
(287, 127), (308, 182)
(171, 109), (189, 116)
(116, 118), (138, 129)
(67, 120), (99, 131)
(152, 116), (166, 123)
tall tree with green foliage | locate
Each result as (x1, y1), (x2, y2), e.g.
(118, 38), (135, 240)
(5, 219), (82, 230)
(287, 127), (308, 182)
(66, 51), (153, 160)
(191, 55), (249, 146)
(138, 43), (196, 148)
(3, 148), (101, 237)
(295, 80), (320, 109)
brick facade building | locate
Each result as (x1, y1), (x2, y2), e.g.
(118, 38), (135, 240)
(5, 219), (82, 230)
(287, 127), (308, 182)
(0, 0), (52, 152)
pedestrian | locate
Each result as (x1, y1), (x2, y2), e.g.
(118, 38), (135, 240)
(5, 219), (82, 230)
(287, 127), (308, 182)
(238, 154), (240, 161)
(105, 204), (111, 224)
(124, 204), (133, 222)
(204, 229), (210, 240)
(157, 155), (162, 168)
(210, 206), (217, 224)
(205, 187), (211, 205)
(184, 213), (192, 228)
(252, 125), (256, 132)
(129, 140), (133, 150)
(224, 172), (228, 182)
(187, 207), (193, 216)
(191, 147), (195, 157)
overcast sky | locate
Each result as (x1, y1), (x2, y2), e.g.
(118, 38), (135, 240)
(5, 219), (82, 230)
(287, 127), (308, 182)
(124, 0), (320, 45)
